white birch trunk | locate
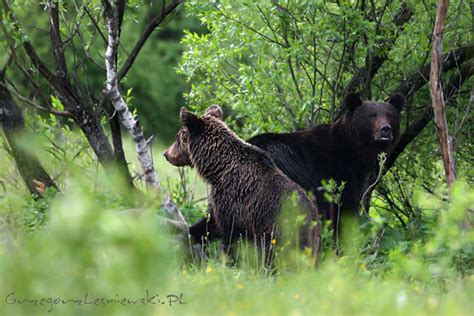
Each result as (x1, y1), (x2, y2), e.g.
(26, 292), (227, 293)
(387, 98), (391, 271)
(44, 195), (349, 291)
(104, 6), (159, 190)
(103, 2), (187, 224)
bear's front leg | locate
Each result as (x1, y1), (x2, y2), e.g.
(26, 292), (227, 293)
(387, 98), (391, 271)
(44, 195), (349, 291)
(188, 212), (221, 244)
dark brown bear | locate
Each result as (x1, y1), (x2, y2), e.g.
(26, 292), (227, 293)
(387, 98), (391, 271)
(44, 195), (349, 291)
(164, 105), (321, 263)
(247, 93), (405, 227)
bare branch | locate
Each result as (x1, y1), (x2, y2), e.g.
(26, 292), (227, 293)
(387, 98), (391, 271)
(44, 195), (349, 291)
(386, 58), (474, 171)
(117, 0), (126, 31)
(2, 0), (58, 89)
(0, 81), (73, 117)
(117, 0), (182, 81)
(2, 0), (117, 164)
(83, 5), (107, 44)
(397, 45), (474, 99)
(48, 0), (68, 81)
(429, 0), (455, 186)
(336, 3), (414, 117)
(212, 3), (287, 49)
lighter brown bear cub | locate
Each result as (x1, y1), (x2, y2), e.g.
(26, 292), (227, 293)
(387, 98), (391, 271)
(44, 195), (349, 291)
(164, 105), (321, 264)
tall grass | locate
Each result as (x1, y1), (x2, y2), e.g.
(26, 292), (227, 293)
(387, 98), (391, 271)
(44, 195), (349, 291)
(0, 134), (472, 315)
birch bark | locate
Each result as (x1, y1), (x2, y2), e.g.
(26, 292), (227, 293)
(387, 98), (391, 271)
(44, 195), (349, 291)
(103, 1), (186, 224)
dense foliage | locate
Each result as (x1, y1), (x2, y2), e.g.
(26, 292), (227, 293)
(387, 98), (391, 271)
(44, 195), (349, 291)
(179, 0), (472, 235)
(180, 0), (471, 132)
(0, 162), (472, 315)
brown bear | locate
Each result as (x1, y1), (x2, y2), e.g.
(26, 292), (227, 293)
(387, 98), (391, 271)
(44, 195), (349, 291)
(164, 105), (321, 263)
(247, 93), (405, 227)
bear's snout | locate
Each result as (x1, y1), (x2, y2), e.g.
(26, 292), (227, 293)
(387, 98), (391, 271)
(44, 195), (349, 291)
(163, 141), (192, 167)
(163, 149), (176, 164)
(163, 149), (178, 164)
(380, 125), (392, 140)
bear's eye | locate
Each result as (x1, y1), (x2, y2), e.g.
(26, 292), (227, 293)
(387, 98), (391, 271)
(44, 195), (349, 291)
(369, 113), (377, 118)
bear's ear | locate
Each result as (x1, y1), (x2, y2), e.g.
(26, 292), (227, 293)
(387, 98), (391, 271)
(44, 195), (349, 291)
(388, 93), (405, 112)
(180, 107), (202, 130)
(345, 93), (363, 111)
(205, 104), (223, 120)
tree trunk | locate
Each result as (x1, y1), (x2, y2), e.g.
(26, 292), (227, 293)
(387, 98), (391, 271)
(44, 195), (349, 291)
(103, 1), (160, 190)
(102, 0), (186, 224)
(0, 74), (58, 196)
(429, 0), (456, 187)
(109, 104), (133, 185)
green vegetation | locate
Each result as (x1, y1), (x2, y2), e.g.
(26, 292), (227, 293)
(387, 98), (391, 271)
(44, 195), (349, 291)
(0, 155), (472, 315)
(0, 0), (472, 315)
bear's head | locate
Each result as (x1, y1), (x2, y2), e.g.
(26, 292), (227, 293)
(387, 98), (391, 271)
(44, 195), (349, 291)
(342, 93), (405, 152)
(163, 128), (191, 166)
(163, 105), (224, 167)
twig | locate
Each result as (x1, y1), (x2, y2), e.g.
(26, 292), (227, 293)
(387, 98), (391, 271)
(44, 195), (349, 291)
(0, 81), (73, 117)
(117, 0), (182, 81)
(48, 0), (68, 81)
(83, 5), (107, 44)
(361, 153), (387, 217)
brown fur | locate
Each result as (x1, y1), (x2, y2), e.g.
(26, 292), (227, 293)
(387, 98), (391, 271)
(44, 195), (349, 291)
(248, 93), (405, 228)
(164, 106), (321, 262)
